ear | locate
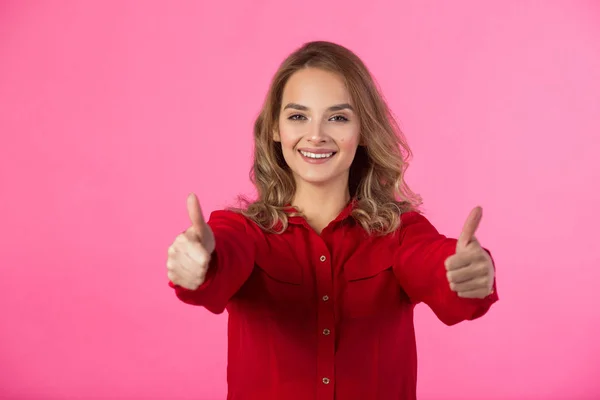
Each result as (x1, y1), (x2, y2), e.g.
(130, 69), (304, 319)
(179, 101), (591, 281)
(359, 134), (366, 146)
(272, 128), (281, 142)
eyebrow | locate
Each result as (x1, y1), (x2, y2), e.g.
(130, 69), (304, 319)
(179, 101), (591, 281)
(283, 103), (354, 112)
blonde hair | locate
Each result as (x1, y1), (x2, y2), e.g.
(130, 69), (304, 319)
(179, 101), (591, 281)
(234, 41), (422, 235)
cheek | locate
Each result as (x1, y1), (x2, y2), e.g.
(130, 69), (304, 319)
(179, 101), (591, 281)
(279, 133), (299, 152)
(276, 131), (300, 166)
(338, 131), (360, 151)
(278, 126), (303, 152)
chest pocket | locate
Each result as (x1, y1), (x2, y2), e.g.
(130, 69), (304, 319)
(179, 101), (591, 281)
(345, 261), (391, 282)
(343, 251), (405, 318)
(252, 251), (312, 315)
(256, 259), (303, 285)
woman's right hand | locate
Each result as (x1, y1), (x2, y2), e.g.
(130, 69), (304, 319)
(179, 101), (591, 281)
(167, 193), (216, 290)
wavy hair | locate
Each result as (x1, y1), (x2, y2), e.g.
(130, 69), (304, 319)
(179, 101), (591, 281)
(233, 41), (422, 235)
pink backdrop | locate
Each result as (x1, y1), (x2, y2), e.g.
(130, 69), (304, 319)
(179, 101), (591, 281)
(1, 1), (599, 399)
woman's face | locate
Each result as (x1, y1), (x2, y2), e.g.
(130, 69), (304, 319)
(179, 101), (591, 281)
(274, 68), (361, 190)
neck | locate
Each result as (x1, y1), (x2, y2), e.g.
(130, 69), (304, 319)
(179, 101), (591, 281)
(292, 177), (351, 234)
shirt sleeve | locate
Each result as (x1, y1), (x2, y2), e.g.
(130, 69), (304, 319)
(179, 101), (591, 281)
(392, 211), (499, 326)
(168, 210), (257, 314)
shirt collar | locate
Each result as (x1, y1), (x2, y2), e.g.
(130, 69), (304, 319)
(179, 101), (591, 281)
(285, 198), (357, 225)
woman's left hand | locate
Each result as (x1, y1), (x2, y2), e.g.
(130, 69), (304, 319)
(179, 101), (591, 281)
(444, 206), (495, 299)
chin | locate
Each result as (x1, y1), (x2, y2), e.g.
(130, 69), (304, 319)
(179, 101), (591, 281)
(297, 175), (332, 185)
(294, 170), (348, 187)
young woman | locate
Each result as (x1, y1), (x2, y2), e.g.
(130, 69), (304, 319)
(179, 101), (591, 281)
(167, 41), (498, 400)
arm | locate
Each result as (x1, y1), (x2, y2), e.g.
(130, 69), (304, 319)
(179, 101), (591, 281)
(392, 211), (498, 326)
(169, 210), (256, 314)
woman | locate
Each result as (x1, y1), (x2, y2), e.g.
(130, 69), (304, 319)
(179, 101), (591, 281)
(167, 41), (498, 400)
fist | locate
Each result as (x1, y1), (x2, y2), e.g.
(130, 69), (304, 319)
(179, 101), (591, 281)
(167, 193), (216, 290)
(445, 206), (495, 299)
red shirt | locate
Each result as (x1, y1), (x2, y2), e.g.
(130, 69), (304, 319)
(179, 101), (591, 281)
(170, 203), (498, 400)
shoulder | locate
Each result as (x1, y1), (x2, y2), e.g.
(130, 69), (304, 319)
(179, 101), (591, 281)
(397, 211), (441, 238)
(208, 209), (247, 223)
(399, 210), (428, 225)
(207, 209), (265, 237)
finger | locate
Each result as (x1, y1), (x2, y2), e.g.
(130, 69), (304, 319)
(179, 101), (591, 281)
(444, 253), (472, 271)
(170, 252), (207, 290)
(450, 276), (489, 292)
(457, 288), (492, 299)
(187, 193), (207, 239)
(447, 264), (487, 284)
(170, 267), (199, 290)
(446, 265), (483, 284)
(457, 206), (483, 250)
(167, 259), (183, 286)
(181, 239), (211, 269)
(167, 270), (179, 285)
(183, 226), (199, 242)
(172, 232), (210, 267)
(445, 246), (488, 271)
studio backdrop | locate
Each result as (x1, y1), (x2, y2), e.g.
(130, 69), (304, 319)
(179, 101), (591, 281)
(1, 1), (599, 399)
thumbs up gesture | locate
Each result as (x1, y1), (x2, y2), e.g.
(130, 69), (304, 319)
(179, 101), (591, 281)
(167, 193), (216, 290)
(444, 207), (495, 299)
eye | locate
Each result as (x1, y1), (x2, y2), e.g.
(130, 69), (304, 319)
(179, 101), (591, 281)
(288, 114), (307, 121)
(329, 115), (349, 122)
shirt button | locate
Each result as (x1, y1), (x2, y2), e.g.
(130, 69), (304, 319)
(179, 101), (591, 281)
(322, 295), (329, 301)
(322, 377), (330, 385)
(319, 255), (326, 262)
(322, 328), (331, 336)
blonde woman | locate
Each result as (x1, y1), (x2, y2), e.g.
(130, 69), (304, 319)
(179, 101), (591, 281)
(167, 41), (498, 400)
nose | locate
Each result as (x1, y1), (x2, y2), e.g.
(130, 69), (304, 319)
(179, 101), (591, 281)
(307, 120), (328, 143)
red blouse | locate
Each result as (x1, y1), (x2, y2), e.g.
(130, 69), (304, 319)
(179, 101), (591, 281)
(170, 203), (498, 400)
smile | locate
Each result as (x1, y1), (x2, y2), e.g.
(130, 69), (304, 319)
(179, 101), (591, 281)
(299, 150), (335, 159)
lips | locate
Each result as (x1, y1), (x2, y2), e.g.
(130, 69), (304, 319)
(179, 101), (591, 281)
(299, 150), (335, 159)
(297, 148), (337, 164)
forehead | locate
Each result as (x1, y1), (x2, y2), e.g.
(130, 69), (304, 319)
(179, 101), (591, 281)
(281, 68), (352, 106)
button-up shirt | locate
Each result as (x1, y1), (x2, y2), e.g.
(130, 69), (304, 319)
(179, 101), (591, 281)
(170, 203), (498, 400)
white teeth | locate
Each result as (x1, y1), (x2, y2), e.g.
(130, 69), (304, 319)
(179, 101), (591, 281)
(300, 150), (334, 159)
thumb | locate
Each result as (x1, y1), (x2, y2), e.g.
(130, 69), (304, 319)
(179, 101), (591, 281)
(456, 206), (483, 251)
(187, 193), (207, 240)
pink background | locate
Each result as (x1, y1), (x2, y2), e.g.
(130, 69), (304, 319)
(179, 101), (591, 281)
(1, 1), (599, 399)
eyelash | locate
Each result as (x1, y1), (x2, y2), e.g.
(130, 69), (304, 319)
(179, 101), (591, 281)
(288, 114), (349, 122)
